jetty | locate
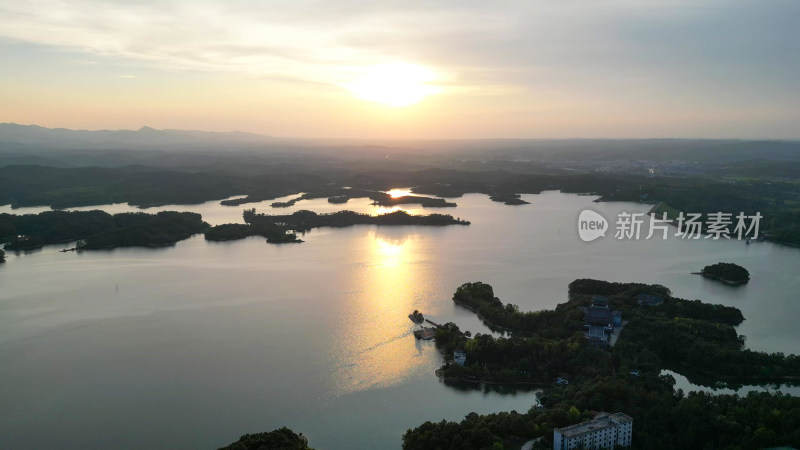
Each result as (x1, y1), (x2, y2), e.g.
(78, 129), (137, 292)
(413, 327), (436, 340)
(412, 317), (465, 340)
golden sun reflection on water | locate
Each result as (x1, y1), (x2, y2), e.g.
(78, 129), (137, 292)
(329, 230), (437, 397)
(375, 205), (403, 215)
(374, 204), (426, 216)
(375, 238), (404, 265)
(386, 188), (412, 198)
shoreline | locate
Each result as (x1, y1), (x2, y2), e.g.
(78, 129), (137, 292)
(436, 370), (550, 388)
(452, 300), (515, 333)
(692, 271), (749, 286)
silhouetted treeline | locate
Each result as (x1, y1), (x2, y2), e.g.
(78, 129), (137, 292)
(374, 194), (456, 207)
(219, 427), (313, 450)
(245, 209), (469, 231)
(204, 223), (301, 244)
(79, 212), (208, 249)
(0, 210), (207, 250)
(701, 262), (750, 283)
(2, 163), (800, 245)
(568, 279), (670, 297)
(268, 188), (457, 208)
(488, 193), (530, 205)
(1, 210), (113, 247)
(0, 166), (240, 209)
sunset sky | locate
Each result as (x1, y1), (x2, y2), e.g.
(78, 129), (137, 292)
(1, 0), (798, 139)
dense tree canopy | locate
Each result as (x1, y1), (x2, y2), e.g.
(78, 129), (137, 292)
(405, 280), (800, 449)
(2, 162), (800, 245)
(245, 209), (469, 231)
(204, 222), (301, 244)
(0, 210), (208, 250)
(440, 280), (773, 387)
(405, 376), (800, 450)
(219, 427), (314, 450)
(701, 262), (751, 284)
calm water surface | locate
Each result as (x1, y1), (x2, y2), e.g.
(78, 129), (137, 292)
(662, 370), (800, 397)
(1, 191), (798, 449)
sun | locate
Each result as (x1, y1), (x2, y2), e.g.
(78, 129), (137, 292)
(347, 62), (439, 107)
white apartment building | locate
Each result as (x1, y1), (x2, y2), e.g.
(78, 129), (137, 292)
(553, 412), (633, 450)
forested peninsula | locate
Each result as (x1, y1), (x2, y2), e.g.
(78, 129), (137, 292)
(0, 210), (207, 251)
(266, 188), (457, 208)
(2, 163), (800, 246)
(0, 207), (470, 253)
(245, 208), (469, 230)
(401, 279), (800, 450)
(204, 223), (302, 244)
(204, 209), (468, 244)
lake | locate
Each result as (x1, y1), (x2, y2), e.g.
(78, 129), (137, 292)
(662, 370), (800, 397)
(1, 191), (798, 449)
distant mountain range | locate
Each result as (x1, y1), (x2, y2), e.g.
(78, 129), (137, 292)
(1, 123), (799, 165)
(0, 123), (281, 151)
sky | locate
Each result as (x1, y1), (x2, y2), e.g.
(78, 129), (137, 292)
(0, 0), (798, 139)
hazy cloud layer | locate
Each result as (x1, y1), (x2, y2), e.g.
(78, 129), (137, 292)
(2, 1), (798, 87)
(1, 0), (798, 137)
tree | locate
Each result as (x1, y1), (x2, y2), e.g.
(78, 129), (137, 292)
(701, 262), (750, 283)
(568, 406), (581, 422)
(0, 248), (5, 263)
(219, 427), (313, 450)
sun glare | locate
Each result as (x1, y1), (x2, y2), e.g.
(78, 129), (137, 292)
(347, 63), (439, 107)
(387, 188), (412, 198)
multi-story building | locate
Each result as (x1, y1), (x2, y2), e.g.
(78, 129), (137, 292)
(553, 412), (633, 449)
(583, 296), (623, 349)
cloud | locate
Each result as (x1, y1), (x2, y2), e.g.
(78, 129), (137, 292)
(1, 0), (798, 90)
(0, 0), (484, 87)
(0, 0), (798, 134)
